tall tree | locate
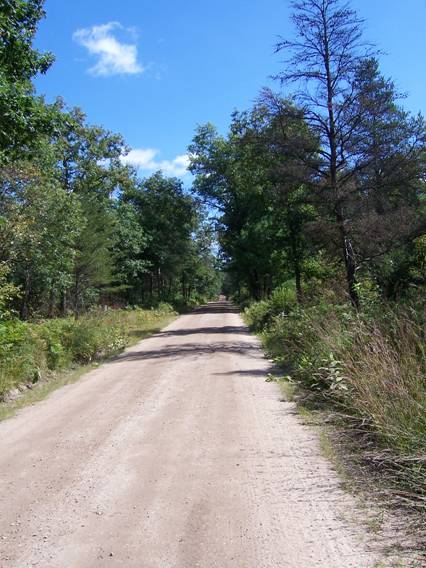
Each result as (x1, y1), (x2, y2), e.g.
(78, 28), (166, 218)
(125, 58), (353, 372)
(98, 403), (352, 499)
(0, 162), (82, 318)
(122, 172), (198, 302)
(274, 0), (373, 307)
(113, 200), (150, 304)
(346, 58), (425, 264)
(49, 105), (133, 313)
(0, 0), (54, 160)
(275, 0), (425, 307)
(189, 121), (277, 299)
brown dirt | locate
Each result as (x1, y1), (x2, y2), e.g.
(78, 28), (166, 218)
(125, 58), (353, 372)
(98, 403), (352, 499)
(0, 301), (380, 567)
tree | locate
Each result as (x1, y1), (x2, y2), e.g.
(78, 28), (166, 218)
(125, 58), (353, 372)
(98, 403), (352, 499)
(275, 0), (426, 308)
(344, 58), (425, 261)
(0, 0), (54, 160)
(48, 105), (134, 313)
(190, 121), (273, 299)
(0, 262), (20, 320)
(0, 162), (81, 318)
(189, 103), (318, 301)
(0, 0), (52, 79)
(72, 199), (116, 315)
(275, 0), (373, 307)
(245, 96), (320, 301)
(0, 2), (222, 318)
(121, 172), (199, 303)
(180, 222), (221, 302)
(113, 200), (150, 304)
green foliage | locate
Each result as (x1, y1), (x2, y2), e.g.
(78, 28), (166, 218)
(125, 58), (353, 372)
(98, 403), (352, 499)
(0, 262), (20, 319)
(0, 162), (83, 317)
(113, 200), (150, 294)
(120, 172), (220, 306)
(72, 200), (116, 314)
(0, 319), (45, 393)
(244, 300), (271, 333)
(0, 1), (220, 320)
(0, 0), (53, 80)
(189, 103), (317, 301)
(59, 318), (126, 363)
(0, 0), (54, 161)
(245, 282), (297, 332)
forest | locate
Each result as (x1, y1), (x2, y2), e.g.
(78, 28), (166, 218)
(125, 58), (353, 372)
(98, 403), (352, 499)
(0, 0), (425, 523)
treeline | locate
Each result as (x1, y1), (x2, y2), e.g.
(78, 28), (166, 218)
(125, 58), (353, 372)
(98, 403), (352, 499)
(0, 1), (220, 322)
(189, 74), (425, 306)
(189, 0), (425, 521)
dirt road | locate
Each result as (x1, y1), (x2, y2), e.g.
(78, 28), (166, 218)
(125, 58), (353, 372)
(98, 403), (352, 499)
(0, 301), (378, 567)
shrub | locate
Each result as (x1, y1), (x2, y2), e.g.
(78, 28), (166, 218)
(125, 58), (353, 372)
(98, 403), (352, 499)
(38, 319), (72, 370)
(156, 302), (176, 315)
(245, 300), (271, 332)
(0, 321), (46, 395)
(245, 282), (298, 333)
(56, 318), (123, 363)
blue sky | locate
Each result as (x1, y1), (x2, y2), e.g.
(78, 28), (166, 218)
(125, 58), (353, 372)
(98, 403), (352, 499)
(34, 0), (426, 178)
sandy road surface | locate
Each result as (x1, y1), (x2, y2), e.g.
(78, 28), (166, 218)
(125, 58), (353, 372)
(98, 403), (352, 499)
(0, 301), (378, 568)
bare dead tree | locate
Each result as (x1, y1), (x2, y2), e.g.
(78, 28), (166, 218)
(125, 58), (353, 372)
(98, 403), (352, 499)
(274, 0), (376, 307)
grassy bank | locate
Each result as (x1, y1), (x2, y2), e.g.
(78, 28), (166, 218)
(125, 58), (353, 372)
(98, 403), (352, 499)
(0, 305), (177, 401)
(244, 286), (425, 527)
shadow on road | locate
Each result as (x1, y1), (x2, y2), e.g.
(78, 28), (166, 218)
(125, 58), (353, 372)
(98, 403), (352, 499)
(193, 301), (240, 314)
(113, 300), (263, 364)
(157, 325), (249, 338)
(114, 341), (260, 363)
(112, 300), (285, 385)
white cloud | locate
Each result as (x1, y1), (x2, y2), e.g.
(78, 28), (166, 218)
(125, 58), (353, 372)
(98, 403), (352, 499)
(73, 22), (143, 77)
(122, 148), (190, 177)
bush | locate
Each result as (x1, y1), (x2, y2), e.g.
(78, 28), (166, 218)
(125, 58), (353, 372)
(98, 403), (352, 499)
(38, 319), (72, 370)
(0, 320), (46, 395)
(156, 302), (177, 314)
(245, 282), (297, 332)
(245, 300), (271, 332)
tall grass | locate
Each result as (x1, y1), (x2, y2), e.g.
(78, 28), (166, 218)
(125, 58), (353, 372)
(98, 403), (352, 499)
(341, 311), (425, 456)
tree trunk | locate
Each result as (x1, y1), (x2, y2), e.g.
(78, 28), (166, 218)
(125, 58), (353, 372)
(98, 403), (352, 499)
(181, 273), (186, 300)
(336, 206), (360, 309)
(20, 270), (32, 320)
(48, 286), (56, 318)
(289, 222), (303, 303)
(74, 270), (82, 318)
(140, 278), (145, 304)
(156, 269), (161, 299)
(295, 262), (302, 304)
(323, 21), (360, 310)
(60, 289), (67, 317)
